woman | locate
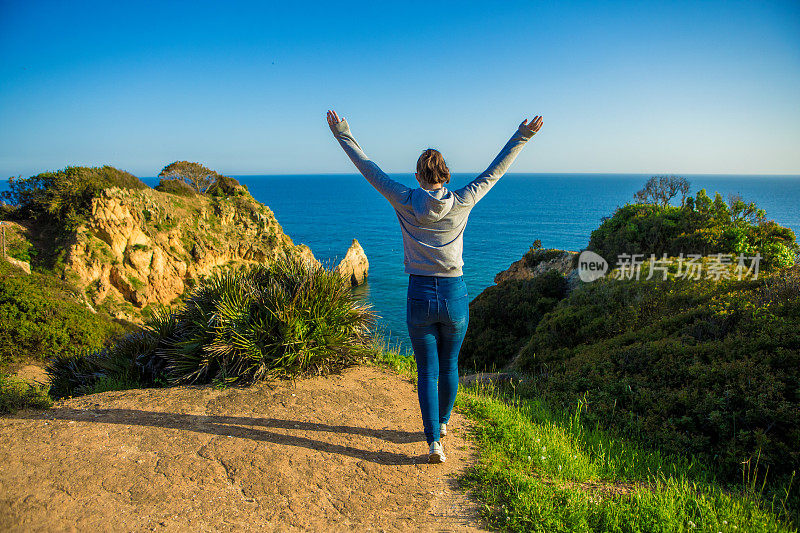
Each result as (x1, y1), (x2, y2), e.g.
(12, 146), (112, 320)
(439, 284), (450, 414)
(327, 109), (543, 463)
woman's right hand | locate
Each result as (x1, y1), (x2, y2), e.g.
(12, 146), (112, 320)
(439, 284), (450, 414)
(327, 110), (344, 127)
(520, 116), (543, 135)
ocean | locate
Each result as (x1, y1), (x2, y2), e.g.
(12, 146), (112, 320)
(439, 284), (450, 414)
(3, 173), (800, 347)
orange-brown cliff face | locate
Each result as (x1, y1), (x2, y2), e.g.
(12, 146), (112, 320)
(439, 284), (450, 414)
(63, 185), (319, 321)
(494, 249), (578, 285)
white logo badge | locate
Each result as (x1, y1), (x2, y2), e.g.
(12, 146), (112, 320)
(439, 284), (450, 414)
(578, 250), (608, 282)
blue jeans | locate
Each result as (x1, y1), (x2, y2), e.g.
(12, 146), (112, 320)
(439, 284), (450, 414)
(406, 274), (469, 445)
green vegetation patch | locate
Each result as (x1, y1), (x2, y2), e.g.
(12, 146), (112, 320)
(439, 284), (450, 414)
(1, 165), (148, 231)
(46, 255), (376, 399)
(154, 178), (198, 197)
(459, 270), (567, 373)
(1, 224), (37, 263)
(455, 382), (796, 532)
(0, 373), (52, 415)
(522, 240), (569, 269)
(207, 175), (248, 197)
(1, 166), (149, 270)
(588, 189), (798, 271)
(515, 266), (800, 514)
(127, 274), (146, 291)
(0, 260), (129, 370)
(368, 333), (417, 379)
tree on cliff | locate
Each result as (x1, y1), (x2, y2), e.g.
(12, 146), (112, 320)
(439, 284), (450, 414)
(158, 161), (220, 194)
(633, 175), (690, 207)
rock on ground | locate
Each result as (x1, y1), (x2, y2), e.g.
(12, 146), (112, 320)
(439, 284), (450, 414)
(0, 365), (486, 532)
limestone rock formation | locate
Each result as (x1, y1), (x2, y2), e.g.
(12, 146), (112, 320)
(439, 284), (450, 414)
(494, 249), (578, 285)
(335, 239), (369, 287)
(64, 186), (321, 320)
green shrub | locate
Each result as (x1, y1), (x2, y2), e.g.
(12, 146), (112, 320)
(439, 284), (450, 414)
(588, 189), (798, 271)
(1, 166), (147, 230)
(522, 240), (566, 269)
(459, 270), (567, 373)
(0, 223), (36, 263)
(46, 254), (376, 398)
(1, 166), (149, 270)
(46, 309), (176, 399)
(0, 261), (129, 370)
(514, 266), (800, 500)
(8, 241), (34, 263)
(206, 175), (248, 197)
(0, 373), (52, 414)
(0, 202), (16, 220)
(154, 178), (197, 197)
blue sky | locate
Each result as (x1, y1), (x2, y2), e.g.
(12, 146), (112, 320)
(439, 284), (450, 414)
(1, 0), (798, 177)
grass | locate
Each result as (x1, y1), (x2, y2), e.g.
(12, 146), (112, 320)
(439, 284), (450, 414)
(371, 337), (795, 531)
(369, 333), (417, 378)
(0, 373), (53, 414)
(0, 259), (130, 369)
(454, 378), (797, 532)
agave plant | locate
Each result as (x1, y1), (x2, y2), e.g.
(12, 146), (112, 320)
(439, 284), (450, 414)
(46, 254), (376, 398)
(161, 255), (376, 385)
(46, 321), (169, 398)
(46, 350), (107, 399)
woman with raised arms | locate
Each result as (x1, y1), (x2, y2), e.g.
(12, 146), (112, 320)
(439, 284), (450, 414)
(327, 109), (543, 463)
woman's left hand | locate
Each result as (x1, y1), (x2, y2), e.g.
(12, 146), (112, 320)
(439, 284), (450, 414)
(327, 110), (344, 127)
(520, 116), (543, 134)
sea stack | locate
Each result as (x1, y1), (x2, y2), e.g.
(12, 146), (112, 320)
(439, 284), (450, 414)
(335, 239), (369, 287)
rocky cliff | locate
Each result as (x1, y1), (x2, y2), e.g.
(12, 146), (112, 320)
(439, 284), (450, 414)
(62, 184), (320, 321)
(335, 239), (369, 287)
(494, 248), (580, 289)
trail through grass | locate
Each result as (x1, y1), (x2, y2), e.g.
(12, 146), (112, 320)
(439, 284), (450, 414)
(373, 347), (796, 532)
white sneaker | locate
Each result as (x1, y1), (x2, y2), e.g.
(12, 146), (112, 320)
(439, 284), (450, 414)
(440, 423), (447, 437)
(429, 441), (446, 463)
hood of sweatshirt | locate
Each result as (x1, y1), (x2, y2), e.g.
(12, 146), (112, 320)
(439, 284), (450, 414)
(410, 186), (455, 224)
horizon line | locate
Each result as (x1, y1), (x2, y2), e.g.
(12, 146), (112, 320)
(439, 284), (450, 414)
(3, 171), (800, 181)
(224, 171), (800, 177)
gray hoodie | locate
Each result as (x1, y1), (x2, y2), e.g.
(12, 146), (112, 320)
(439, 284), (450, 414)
(329, 119), (537, 277)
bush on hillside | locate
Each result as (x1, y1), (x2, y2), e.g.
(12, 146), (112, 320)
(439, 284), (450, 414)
(46, 254), (376, 399)
(0, 166), (147, 230)
(588, 189), (798, 271)
(0, 373), (52, 414)
(206, 175), (248, 197)
(0, 201), (15, 220)
(459, 270), (567, 373)
(0, 260), (129, 370)
(515, 266), (800, 495)
(154, 178), (198, 197)
(521, 240), (567, 270)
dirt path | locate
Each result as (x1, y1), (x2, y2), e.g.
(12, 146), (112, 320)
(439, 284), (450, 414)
(0, 365), (487, 532)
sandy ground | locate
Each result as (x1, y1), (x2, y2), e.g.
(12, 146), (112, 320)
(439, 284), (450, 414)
(0, 364), (487, 532)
